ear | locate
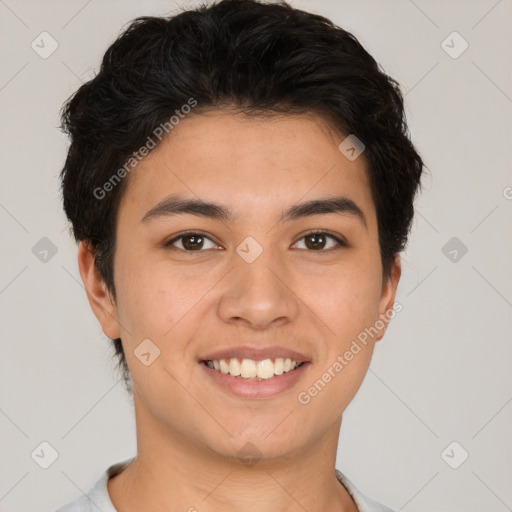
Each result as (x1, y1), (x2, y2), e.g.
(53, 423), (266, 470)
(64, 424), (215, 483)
(77, 241), (121, 339)
(375, 254), (401, 341)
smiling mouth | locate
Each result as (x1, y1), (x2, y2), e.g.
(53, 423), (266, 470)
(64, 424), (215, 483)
(203, 357), (305, 380)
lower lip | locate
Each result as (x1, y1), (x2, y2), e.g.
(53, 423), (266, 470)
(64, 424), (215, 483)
(201, 362), (311, 399)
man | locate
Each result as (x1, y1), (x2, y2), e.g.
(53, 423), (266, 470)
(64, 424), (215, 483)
(56, 0), (424, 510)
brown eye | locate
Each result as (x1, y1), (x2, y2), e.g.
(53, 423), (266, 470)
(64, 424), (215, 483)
(165, 233), (218, 251)
(305, 233), (327, 250)
(293, 232), (346, 251)
(181, 234), (205, 250)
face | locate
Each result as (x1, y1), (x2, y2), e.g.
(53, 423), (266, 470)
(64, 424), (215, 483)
(80, 111), (400, 462)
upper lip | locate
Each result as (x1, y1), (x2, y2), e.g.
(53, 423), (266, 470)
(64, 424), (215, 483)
(200, 346), (310, 363)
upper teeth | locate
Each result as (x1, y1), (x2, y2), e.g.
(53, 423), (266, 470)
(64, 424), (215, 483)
(206, 358), (300, 379)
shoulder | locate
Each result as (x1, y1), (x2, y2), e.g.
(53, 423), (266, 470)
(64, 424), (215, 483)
(336, 469), (396, 512)
(55, 458), (135, 512)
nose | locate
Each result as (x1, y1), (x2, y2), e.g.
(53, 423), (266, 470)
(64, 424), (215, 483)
(216, 247), (299, 330)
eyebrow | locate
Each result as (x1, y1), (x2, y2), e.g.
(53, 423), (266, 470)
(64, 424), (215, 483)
(141, 193), (367, 229)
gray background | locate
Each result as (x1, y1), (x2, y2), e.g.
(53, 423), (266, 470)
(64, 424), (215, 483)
(1, 0), (511, 510)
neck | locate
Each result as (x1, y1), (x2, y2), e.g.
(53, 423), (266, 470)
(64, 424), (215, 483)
(108, 396), (358, 512)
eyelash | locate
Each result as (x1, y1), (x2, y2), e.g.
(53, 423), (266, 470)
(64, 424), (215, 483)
(164, 230), (347, 252)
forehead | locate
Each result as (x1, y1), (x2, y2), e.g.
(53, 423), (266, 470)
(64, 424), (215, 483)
(118, 111), (376, 227)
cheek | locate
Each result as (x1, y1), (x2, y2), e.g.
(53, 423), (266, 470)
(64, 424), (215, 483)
(300, 281), (379, 417)
(112, 252), (165, 338)
(114, 257), (214, 345)
(308, 263), (383, 343)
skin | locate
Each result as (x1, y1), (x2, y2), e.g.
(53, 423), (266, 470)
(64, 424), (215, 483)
(78, 110), (401, 512)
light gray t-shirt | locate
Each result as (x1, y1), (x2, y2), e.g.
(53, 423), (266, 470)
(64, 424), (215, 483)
(55, 458), (395, 512)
